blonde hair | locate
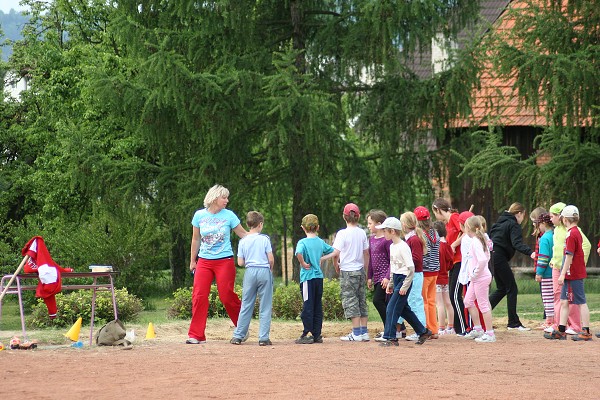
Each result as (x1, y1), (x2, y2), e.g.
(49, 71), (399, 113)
(465, 216), (488, 252)
(203, 184), (230, 208)
(400, 212), (427, 255)
(476, 215), (487, 231)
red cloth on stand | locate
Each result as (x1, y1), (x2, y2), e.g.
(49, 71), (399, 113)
(21, 236), (72, 317)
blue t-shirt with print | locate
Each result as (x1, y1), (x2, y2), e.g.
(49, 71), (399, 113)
(237, 233), (272, 268)
(191, 208), (241, 259)
(295, 237), (334, 283)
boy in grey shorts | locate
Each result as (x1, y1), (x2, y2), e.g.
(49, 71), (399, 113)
(322, 203), (370, 341)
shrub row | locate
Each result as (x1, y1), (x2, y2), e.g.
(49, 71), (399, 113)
(28, 288), (144, 328)
(167, 278), (345, 320)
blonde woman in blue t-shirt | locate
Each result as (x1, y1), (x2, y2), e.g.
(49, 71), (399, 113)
(186, 185), (247, 345)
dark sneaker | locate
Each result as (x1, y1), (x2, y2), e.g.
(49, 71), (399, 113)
(571, 332), (593, 342)
(544, 330), (566, 340)
(230, 337), (242, 345)
(295, 335), (314, 344)
(242, 331), (250, 342)
(259, 339), (272, 346)
(379, 339), (399, 347)
(313, 335), (323, 343)
(596, 332), (600, 339)
(416, 329), (432, 345)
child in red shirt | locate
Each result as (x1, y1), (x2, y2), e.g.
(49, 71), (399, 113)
(545, 205), (591, 341)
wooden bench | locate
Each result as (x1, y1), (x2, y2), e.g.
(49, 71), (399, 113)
(0, 271), (119, 346)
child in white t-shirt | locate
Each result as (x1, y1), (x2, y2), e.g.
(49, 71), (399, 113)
(322, 203), (370, 341)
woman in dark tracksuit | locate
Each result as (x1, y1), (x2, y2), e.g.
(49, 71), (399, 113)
(489, 202), (534, 330)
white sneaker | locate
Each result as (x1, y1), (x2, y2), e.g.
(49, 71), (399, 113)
(464, 330), (484, 340)
(437, 329), (446, 336)
(340, 332), (363, 342)
(565, 328), (577, 335)
(405, 333), (419, 341)
(445, 328), (456, 335)
(361, 332), (370, 342)
(544, 325), (554, 333)
(396, 330), (407, 339)
(374, 335), (388, 342)
(475, 333), (496, 343)
(507, 325), (531, 331)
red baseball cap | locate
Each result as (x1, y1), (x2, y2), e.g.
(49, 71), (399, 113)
(413, 206), (430, 221)
(458, 211), (474, 224)
(343, 203), (360, 216)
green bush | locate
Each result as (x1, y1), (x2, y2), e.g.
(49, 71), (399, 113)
(272, 283), (303, 319)
(322, 279), (345, 320)
(166, 279), (346, 320)
(167, 287), (193, 319)
(166, 284), (252, 319)
(272, 278), (345, 320)
(28, 288), (144, 328)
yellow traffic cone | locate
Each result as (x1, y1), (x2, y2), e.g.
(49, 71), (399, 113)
(145, 322), (156, 339)
(65, 317), (82, 341)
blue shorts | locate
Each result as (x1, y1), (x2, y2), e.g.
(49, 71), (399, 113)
(560, 279), (586, 304)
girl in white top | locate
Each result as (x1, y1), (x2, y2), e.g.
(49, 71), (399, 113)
(376, 217), (432, 346)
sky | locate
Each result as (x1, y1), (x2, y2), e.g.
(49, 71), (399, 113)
(1, 0), (28, 13)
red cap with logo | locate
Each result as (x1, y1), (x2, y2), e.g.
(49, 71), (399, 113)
(413, 206), (430, 221)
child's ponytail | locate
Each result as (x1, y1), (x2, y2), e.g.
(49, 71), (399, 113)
(466, 216), (488, 252)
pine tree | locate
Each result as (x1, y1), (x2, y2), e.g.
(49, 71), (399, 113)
(3, 0), (482, 284)
(461, 0), (600, 235)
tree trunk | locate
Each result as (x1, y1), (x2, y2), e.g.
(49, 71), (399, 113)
(170, 230), (187, 288)
(270, 233), (282, 277)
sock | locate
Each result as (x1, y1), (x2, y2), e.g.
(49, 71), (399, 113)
(583, 327), (590, 334)
(486, 329), (495, 336)
(352, 327), (361, 336)
(558, 325), (566, 333)
(360, 326), (367, 335)
(474, 325), (483, 331)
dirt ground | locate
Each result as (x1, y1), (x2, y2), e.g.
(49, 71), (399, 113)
(1, 318), (599, 400)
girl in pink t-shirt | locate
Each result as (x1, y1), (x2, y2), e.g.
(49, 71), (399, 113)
(462, 216), (495, 343)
